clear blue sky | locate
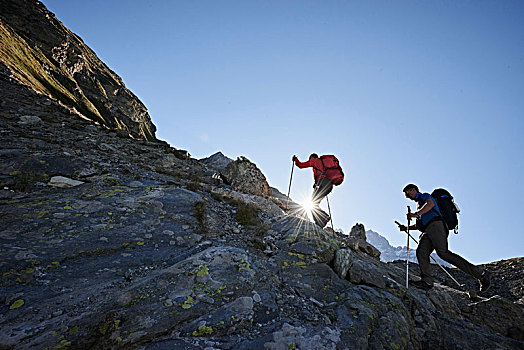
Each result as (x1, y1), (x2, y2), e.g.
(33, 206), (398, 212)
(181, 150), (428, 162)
(42, 0), (523, 264)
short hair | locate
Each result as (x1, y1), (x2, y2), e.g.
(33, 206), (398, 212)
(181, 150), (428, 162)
(403, 183), (418, 193)
(309, 153), (319, 159)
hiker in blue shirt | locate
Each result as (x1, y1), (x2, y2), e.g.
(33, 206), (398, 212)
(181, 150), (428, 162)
(398, 184), (491, 291)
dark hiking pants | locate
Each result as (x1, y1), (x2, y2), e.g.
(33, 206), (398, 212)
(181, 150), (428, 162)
(417, 220), (482, 285)
(311, 177), (333, 227)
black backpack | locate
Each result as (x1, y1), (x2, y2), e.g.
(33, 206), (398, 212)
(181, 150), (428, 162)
(431, 188), (460, 233)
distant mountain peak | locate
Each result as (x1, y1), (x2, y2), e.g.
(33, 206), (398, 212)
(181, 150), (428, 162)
(366, 229), (451, 266)
(199, 151), (233, 172)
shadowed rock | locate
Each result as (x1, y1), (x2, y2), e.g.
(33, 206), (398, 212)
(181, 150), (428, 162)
(344, 223), (381, 259)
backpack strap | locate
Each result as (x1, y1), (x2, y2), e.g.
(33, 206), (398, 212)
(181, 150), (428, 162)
(430, 196), (450, 230)
(313, 158), (324, 174)
(319, 157), (326, 173)
(307, 158), (325, 186)
(427, 194), (441, 215)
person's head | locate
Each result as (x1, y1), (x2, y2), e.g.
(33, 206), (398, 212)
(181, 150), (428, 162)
(309, 153), (319, 159)
(403, 183), (419, 200)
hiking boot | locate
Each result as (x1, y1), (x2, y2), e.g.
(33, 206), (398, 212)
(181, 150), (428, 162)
(411, 280), (433, 291)
(314, 215), (330, 228)
(479, 270), (491, 292)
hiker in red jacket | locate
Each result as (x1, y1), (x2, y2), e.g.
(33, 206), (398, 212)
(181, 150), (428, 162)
(293, 153), (344, 228)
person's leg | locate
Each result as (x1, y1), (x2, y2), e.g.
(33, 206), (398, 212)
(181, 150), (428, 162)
(416, 232), (435, 285)
(312, 178), (333, 206)
(311, 178), (333, 226)
(427, 221), (483, 280)
(311, 208), (329, 227)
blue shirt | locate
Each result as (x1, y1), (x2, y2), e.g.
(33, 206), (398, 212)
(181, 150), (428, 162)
(415, 192), (442, 227)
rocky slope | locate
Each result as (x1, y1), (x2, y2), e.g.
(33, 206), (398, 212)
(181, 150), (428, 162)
(1, 2), (524, 350)
(0, 0), (156, 141)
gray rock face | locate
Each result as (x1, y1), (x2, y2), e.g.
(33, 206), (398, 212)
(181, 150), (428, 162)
(265, 323), (340, 350)
(211, 187), (284, 218)
(0, 0), (156, 141)
(221, 156), (272, 198)
(462, 295), (524, 341)
(334, 248), (386, 288)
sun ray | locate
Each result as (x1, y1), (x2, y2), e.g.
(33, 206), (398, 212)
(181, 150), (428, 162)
(267, 189), (329, 244)
(297, 197), (315, 222)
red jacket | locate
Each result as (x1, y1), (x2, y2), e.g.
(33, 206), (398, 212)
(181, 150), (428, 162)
(294, 158), (326, 183)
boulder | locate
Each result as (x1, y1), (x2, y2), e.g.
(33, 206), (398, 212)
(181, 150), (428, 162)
(220, 156), (272, 198)
(357, 239), (381, 259)
(334, 248), (386, 288)
(48, 175), (84, 188)
(346, 224), (381, 259)
(172, 149), (191, 160)
(349, 223), (366, 240)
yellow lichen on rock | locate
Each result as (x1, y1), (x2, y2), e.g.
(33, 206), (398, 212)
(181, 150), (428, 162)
(9, 299), (25, 309)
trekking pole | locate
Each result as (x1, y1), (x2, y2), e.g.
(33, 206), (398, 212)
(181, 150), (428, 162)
(326, 195), (335, 233)
(286, 159), (295, 210)
(406, 206), (411, 288)
(395, 220), (463, 288)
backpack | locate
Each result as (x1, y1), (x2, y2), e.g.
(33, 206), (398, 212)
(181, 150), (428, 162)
(431, 188), (460, 233)
(320, 155), (344, 186)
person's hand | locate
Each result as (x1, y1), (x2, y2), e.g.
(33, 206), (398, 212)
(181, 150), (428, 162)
(398, 224), (408, 232)
(407, 212), (418, 220)
(394, 221), (407, 232)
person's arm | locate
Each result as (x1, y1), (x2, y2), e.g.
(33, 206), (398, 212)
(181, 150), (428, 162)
(407, 198), (434, 219)
(399, 224), (417, 232)
(395, 221), (417, 232)
(293, 157), (312, 169)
